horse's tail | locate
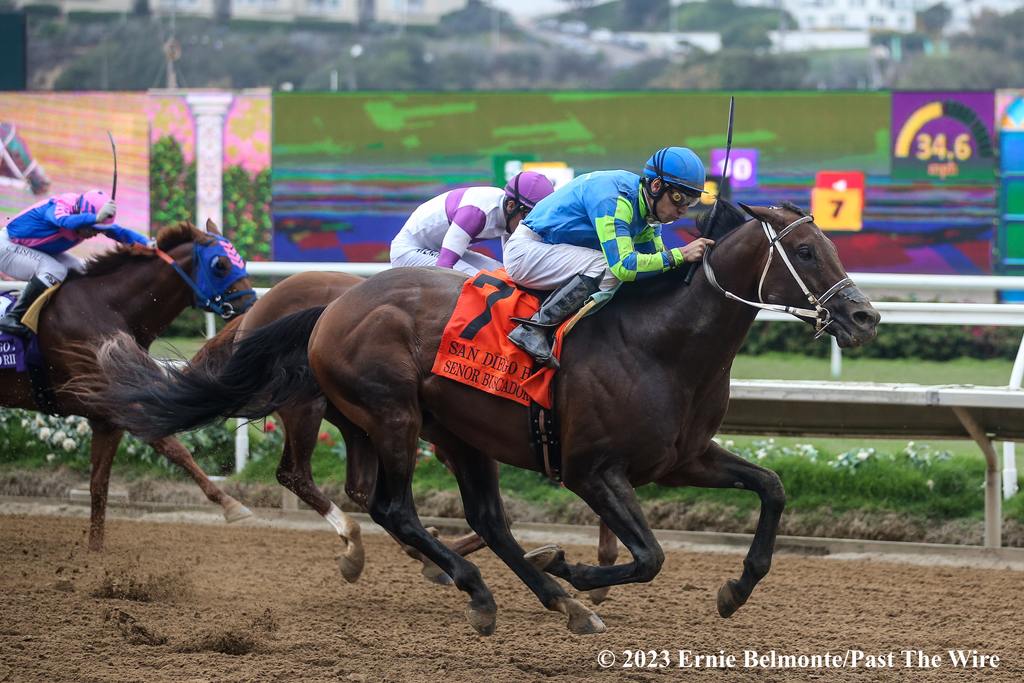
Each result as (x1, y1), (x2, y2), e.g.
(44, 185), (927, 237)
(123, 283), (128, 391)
(189, 314), (243, 366)
(90, 306), (327, 441)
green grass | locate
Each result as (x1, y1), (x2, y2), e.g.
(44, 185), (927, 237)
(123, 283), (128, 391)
(150, 337), (206, 360)
(732, 352), (1015, 385)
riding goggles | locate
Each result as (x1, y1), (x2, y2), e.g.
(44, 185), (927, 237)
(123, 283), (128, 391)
(667, 185), (702, 209)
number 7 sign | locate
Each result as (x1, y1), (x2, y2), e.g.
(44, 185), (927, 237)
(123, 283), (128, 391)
(811, 171), (865, 231)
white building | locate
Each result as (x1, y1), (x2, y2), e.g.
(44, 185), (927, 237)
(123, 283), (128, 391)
(941, 0), (1024, 34)
(737, 0), (1023, 34)
(736, 0), (915, 32)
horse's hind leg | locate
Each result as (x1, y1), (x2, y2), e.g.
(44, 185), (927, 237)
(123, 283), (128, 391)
(87, 421), (123, 551)
(585, 522), (619, 605)
(150, 436), (252, 523)
(677, 441), (785, 618)
(362, 413), (498, 635)
(277, 400), (364, 583)
(329, 406), (485, 586)
(410, 445), (487, 585)
(441, 439), (605, 634)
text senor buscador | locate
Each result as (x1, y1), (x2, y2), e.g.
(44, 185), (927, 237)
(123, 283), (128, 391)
(605, 648), (1000, 670)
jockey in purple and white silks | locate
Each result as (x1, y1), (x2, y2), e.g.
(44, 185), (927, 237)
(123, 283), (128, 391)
(390, 171), (555, 276)
(0, 189), (150, 338)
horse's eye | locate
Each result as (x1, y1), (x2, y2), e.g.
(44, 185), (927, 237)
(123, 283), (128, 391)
(796, 245), (814, 261)
(210, 256), (229, 273)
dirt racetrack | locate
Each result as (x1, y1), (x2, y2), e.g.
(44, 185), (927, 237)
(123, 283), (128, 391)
(1, 512), (1021, 682)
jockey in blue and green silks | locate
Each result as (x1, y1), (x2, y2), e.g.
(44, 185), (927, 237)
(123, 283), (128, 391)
(503, 146), (715, 368)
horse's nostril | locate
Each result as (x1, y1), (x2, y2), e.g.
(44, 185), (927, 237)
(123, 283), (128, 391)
(853, 308), (880, 328)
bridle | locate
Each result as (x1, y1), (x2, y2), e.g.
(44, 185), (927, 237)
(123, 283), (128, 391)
(154, 244), (254, 319)
(701, 213), (853, 339)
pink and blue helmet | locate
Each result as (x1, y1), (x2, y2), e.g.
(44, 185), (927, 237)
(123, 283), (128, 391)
(75, 189), (114, 224)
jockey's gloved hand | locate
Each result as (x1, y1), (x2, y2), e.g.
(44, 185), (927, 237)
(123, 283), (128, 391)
(96, 201), (116, 223)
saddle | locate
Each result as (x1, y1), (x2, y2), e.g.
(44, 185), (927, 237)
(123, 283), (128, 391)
(18, 283), (59, 335)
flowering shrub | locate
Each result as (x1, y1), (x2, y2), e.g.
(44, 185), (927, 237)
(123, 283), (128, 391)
(0, 408), (287, 477)
(715, 437), (951, 473)
(719, 438), (822, 463)
(743, 320), (1020, 361)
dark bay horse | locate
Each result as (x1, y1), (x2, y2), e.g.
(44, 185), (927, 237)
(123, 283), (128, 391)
(1, 220), (256, 550)
(90, 202), (879, 634)
(0, 123), (50, 195)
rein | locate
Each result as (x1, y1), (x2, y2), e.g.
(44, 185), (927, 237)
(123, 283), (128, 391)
(155, 245), (253, 319)
(702, 215), (853, 338)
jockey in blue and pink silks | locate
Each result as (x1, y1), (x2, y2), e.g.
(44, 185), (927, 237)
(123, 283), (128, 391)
(390, 171), (556, 275)
(0, 189), (150, 338)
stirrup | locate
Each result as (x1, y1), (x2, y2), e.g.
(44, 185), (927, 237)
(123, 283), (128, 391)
(0, 318), (31, 338)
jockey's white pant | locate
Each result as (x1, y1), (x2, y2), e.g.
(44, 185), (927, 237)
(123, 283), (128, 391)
(503, 225), (619, 291)
(0, 228), (84, 287)
(390, 237), (501, 276)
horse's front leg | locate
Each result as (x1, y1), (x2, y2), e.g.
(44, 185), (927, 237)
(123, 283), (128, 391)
(149, 436), (253, 523)
(87, 420), (123, 551)
(526, 465), (666, 591)
(670, 440), (786, 617)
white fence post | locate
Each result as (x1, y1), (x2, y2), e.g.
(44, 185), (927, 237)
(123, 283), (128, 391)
(830, 337), (842, 378)
(234, 420), (249, 474)
(1002, 332), (1024, 500)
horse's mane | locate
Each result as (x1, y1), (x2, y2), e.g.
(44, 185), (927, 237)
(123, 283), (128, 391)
(696, 199), (750, 242)
(776, 201), (808, 218)
(616, 200), (752, 300)
(70, 222), (202, 280)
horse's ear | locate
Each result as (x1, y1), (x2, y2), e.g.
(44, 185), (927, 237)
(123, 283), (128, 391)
(206, 218), (221, 235)
(737, 202), (761, 220)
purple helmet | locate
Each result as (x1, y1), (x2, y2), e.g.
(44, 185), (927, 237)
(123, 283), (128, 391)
(78, 189), (114, 224)
(504, 171), (554, 211)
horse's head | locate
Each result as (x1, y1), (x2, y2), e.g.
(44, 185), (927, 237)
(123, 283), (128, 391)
(734, 202), (880, 348)
(156, 219), (257, 320)
(0, 123), (51, 195)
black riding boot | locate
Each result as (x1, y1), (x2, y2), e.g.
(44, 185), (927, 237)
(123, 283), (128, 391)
(508, 273), (600, 369)
(0, 276), (49, 339)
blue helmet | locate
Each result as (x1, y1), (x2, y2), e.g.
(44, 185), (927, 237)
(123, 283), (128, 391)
(643, 147), (706, 196)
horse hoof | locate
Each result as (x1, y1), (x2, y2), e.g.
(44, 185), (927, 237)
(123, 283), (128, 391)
(465, 604), (497, 636)
(421, 560), (454, 586)
(555, 597), (606, 635)
(716, 579), (747, 618)
(524, 544), (563, 571)
(585, 587), (612, 605)
(223, 501), (253, 524)
(337, 540), (366, 585)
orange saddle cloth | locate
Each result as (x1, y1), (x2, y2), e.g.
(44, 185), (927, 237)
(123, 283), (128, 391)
(431, 269), (569, 409)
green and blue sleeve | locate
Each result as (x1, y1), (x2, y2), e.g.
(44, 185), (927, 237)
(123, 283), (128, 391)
(593, 197), (682, 282)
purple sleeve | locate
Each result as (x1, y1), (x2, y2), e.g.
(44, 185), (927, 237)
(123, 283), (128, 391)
(450, 205), (487, 238)
(436, 205), (487, 268)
